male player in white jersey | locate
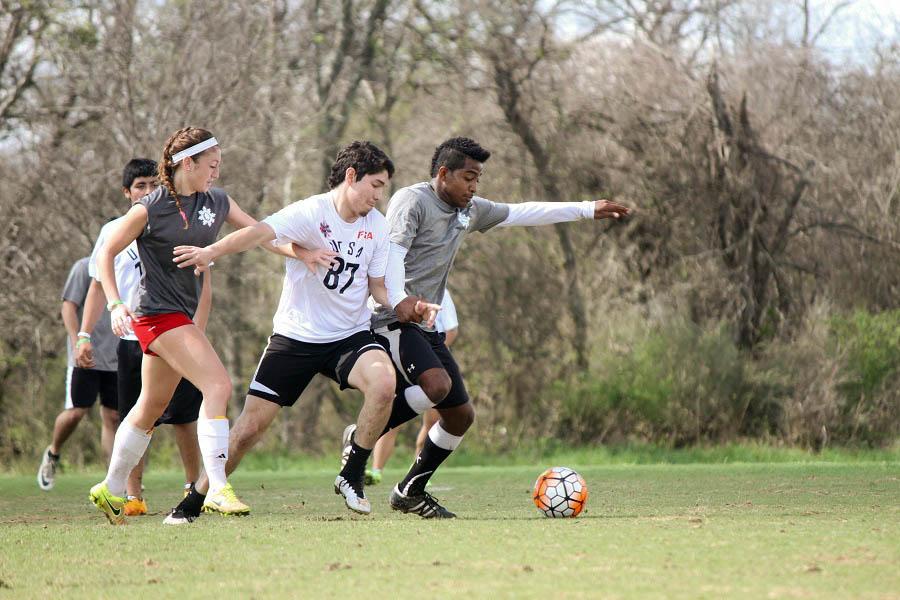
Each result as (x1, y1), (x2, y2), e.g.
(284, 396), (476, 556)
(167, 141), (438, 523)
(362, 137), (631, 518)
(74, 158), (207, 516)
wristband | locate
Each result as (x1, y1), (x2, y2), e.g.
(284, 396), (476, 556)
(581, 201), (596, 219)
(77, 331), (91, 339)
(107, 300), (125, 311)
(388, 292), (409, 310)
(76, 337), (91, 347)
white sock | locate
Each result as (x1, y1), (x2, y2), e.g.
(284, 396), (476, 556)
(198, 417), (229, 495)
(105, 421), (152, 497)
(405, 385), (433, 414)
(428, 422), (464, 451)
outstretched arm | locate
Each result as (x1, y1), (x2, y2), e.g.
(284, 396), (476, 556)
(496, 200), (631, 227)
(173, 221), (277, 271)
(223, 196), (307, 260)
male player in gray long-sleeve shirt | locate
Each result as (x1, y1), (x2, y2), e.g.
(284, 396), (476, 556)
(350, 136), (631, 518)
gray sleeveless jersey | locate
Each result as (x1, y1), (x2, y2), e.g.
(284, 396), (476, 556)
(134, 186), (230, 318)
(371, 182), (509, 330)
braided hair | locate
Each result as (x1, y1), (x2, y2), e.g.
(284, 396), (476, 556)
(158, 127), (216, 229)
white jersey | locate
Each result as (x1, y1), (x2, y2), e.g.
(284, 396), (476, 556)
(435, 289), (458, 333)
(263, 191), (389, 343)
(88, 216), (141, 341)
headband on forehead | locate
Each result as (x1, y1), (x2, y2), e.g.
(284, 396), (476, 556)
(171, 137), (218, 164)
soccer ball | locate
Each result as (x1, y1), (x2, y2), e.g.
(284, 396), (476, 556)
(532, 467), (588, 518)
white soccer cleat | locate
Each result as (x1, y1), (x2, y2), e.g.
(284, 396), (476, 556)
(340, 424), (356, 469)
(37, 447), (59, 491)
(334, 474), (371, 515)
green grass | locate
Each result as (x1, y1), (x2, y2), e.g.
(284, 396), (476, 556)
(6, 441), (899, 475)
(1, 461), (898, 598)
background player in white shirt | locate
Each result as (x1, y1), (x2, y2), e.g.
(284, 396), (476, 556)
(170, 141), (439, 520)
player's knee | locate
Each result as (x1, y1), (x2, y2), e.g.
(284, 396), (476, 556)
(235, 418), (263, 447)
(70, 407), (89, 419)
(103, 410), (120, 427)
(235, 408), (271, 445)
(420, 371), (452, 404)
(203, 377), (233, 404)
(458, 403), (475, 431)
(370, 367), (396, 404)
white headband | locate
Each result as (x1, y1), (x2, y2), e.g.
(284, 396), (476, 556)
(171, 137), (218, 164)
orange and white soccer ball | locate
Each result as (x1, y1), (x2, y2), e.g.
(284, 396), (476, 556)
(533, 467), (588, 518)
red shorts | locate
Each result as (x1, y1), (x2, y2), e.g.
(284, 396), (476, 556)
(131, 312), (193, 356)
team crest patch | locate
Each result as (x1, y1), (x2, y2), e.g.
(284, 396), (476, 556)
(319, 221), (332, 238)
(198, 206), (216, 227)
(457, 210), (471, 228)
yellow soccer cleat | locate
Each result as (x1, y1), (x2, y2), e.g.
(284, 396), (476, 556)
(89, 482), (126, 525)
(202, 483), (250, 516)
(124, 496), (148, 516)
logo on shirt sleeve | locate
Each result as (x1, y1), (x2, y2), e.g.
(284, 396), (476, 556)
(198, 207), (217, 227)
(319, 221), (332, 238)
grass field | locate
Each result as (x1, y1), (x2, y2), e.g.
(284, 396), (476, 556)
(1, 459), (898, 599)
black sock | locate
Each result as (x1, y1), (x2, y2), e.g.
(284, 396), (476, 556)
(381, 391), (420, 436)
(340, 439), (372, 483)
(397, 437), (453, 497)
(48, 450), (60, 460)
(177, 487), (206, 516)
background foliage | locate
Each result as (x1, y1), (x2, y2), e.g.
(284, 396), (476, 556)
(1, 0), (898, 466)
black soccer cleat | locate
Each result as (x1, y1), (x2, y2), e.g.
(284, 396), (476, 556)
(163, 486), (205, 525)
(389, 485), (456, 519)
(163, 507), (199, 525)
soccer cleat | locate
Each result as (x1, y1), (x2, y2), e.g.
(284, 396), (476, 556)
(163, 507), (199, 525)
(164, 487), (205, 525)
(37, 447), (59, 491)
(123, 496), (148, 516)
(365, 468), (382, 485)
(389, 485), (456, 519)
(334, 475), (371, 515)
(183, 482), (194, 498)
(340, 424), (357, 469)
(202, 483), (250, 516)
(89, 482), (126, 525)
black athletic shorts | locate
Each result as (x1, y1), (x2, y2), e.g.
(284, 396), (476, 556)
(66, 366), (118, 410)
(374, 322), (469, 408)
(247, 330), (387, 407)
(117, 339), (203, 425)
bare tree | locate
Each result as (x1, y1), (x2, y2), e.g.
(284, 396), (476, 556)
(308, 0), (393, 184)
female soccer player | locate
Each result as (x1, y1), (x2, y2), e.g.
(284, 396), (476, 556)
(88, 127), (264, 524)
